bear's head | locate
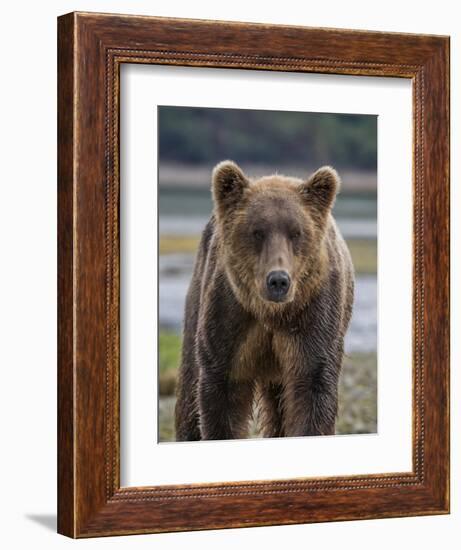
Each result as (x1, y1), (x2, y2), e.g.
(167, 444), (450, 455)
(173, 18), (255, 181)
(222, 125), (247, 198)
(212, 160), (340, 317)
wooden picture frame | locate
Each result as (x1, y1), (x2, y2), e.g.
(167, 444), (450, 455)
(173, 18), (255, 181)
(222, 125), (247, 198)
(57, 12), (450, 538)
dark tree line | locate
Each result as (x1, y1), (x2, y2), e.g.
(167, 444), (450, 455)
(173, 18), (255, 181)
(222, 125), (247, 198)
(159, 106), (377, 170)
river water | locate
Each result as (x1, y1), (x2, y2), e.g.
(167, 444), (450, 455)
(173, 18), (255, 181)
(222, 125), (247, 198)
(159, 188), (377, 354)
(159, 252), (377, 354)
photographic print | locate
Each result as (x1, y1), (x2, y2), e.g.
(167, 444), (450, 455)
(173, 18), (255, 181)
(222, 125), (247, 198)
(158, 106), (377, 442)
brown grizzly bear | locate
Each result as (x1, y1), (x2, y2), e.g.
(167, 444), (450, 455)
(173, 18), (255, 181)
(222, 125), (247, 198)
(174, 161), (354, 441)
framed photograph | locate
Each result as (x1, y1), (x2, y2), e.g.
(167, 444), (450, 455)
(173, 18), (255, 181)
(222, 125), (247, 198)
(57, 12), (450, 537)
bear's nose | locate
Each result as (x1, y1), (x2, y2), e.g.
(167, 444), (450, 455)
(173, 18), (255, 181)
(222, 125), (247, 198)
(266, 270), (291, 301)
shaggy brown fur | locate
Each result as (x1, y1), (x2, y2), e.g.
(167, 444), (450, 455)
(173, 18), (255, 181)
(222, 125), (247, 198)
(174, 161), (354, 440)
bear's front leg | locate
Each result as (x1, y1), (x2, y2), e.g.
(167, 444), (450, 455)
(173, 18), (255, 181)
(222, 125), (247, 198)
(275, 332), (342, 437)
(194, 272), (254, 440)
(283, 360), (339, 437)
(198, 368), (253, 440)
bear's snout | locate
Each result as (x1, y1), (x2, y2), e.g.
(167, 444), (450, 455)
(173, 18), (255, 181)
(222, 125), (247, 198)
(266, 270), (291, 302)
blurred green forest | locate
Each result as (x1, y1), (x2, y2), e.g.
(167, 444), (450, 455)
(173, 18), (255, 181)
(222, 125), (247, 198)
(158, 106), (377, 170)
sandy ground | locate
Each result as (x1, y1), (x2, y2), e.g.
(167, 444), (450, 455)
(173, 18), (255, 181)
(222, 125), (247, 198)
(158, 352), (377, 442)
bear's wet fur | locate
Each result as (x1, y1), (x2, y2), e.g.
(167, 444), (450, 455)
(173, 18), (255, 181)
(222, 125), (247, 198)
(174, 161), (354, 440)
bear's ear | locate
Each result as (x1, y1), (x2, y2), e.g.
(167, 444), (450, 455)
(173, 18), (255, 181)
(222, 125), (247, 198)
(299, 166), (340, 213)
(212, 160), (249, 215)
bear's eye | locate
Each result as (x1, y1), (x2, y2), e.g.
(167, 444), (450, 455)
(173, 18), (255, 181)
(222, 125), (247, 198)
(252, 229), (264, 241)
(291, 229), (301, 240)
